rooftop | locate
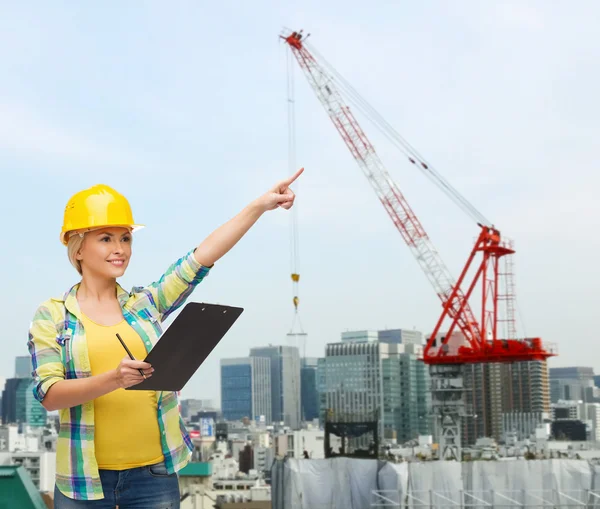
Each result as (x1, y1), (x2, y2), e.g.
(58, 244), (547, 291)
(0, 465), (47, 509)
(179, 461), (212, 477)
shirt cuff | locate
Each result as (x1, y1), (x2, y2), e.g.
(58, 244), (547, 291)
(184, 249), (212, 283)
(33, 376), (63, 403)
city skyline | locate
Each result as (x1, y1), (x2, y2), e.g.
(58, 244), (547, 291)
(2, 2), (599, 403)
(4, 344), (600, 445)
(10, 325), (600, 406)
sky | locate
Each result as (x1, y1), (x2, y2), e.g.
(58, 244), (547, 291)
(1, 2), (598, 402)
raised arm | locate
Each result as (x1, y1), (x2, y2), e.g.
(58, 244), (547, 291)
(143, 168), (303, 320)
(193, 168), (303, 267)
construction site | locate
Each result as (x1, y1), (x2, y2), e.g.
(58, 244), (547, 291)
(1, 4), (598, 508)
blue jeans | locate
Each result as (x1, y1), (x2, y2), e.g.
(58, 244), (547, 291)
(54, 461), (180, 508)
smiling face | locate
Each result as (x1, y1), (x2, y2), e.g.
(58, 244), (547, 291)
(75, 227), (132, 280)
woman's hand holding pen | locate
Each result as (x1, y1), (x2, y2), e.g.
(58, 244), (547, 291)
(40, 359), (154, 411)
(114, 357), (154, 389)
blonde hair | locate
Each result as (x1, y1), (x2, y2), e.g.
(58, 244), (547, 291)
(67, 233), (85, 275)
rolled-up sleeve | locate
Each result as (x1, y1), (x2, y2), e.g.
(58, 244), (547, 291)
(145, 249), (211, 320)
(27, 304), (65, 403)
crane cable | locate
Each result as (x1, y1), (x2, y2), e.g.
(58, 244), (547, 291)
(305, 41), (491, 228)
(287, 46), (304, 336)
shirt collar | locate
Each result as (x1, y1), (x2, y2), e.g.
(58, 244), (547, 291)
(56, 282), (130, 319)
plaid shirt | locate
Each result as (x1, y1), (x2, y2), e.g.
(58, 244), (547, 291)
(27, 249), (211, 500)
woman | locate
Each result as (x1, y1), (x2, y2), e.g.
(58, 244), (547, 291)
(28, 168), (303, 508)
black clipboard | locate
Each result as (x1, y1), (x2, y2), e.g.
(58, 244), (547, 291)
(127, 302), (243, 391)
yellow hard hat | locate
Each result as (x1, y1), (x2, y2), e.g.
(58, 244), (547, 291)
(60, 184), (144, 245)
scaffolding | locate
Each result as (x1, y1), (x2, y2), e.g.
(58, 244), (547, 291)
(371, 489), (600, 508)
(271, 457), (600, 509)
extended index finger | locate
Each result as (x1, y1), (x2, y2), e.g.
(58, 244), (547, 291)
(284, 167), (304, 186)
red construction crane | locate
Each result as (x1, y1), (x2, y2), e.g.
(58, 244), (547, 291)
(282, 30), (555, 366)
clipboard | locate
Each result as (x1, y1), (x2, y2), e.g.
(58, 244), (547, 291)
(127, 302), (243, 391)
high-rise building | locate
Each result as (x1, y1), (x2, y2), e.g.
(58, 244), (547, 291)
(249, 346), (301, 429)
(1, 378), (46, 427)
(321, 330), (430, 444)
(586, 403), (600, 441)
(220, 357), (271, 423)
(24, 383), (46, 427)
(550, 367), (596, 403)
(1, 379), (22, 424)
(341, 329), (423, 345)
(0, 377), (5, 420)
(550, 400), (600, 441)
(463, 360), (550, 444)
(14, 357), (31, 379)
(15, 355), (31, 378)
(181, 399), (206, 421)
(377, 329), (423, 346)
(300, 358), (320, 422)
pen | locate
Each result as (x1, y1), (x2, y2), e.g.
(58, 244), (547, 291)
(115, 333), (147, 379)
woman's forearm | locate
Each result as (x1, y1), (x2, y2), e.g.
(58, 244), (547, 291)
(42, 370), (120, 412)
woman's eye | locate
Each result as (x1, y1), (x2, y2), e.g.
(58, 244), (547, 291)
(122, 236), (131, 243)
(101, 237), (110, 242)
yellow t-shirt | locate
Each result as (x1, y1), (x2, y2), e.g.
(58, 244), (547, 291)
(82, 313), (164, 470)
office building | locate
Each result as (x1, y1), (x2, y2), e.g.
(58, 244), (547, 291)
(1, 379), (23, 424)
(25, 386), (46, 428)
(14, 357), (31, 379)
(249, 345), (301, 429)
(550, 367), (596, 403)
(0, 424), (58, 492)
(1, 378), (46, 428)
(551, 400), (600, 441)
(551, 367), (595, 380)
(551, 400), (588, 440)
(300, 358), (320, 422)
(463, 360), (550, 444)
(552, 400), (582, 420)
(317, 358), (327, 423)
(181, 399), (202, 420)
(340, 329), (423, 346)
(253, 446), (274, 474)
(586, 403), (600, 441)
(321, 329), (430, 444)
(220, 357), (271, 423)
(377, 329), (423, 345)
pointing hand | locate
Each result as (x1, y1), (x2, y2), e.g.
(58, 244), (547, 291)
(257, 167), (304, 212)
